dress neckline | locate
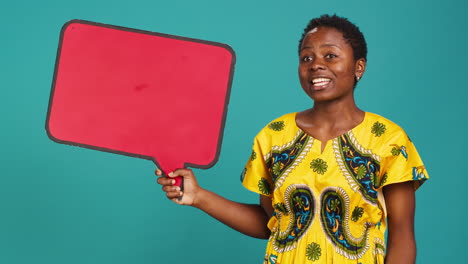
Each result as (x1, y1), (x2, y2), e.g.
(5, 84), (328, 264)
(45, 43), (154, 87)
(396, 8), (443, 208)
(293, 111), (368, 153)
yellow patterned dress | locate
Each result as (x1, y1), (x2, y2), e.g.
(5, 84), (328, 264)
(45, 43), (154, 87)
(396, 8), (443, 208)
(241, 112), (428, 264)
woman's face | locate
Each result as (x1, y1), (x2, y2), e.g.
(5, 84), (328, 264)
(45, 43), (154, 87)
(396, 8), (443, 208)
(298, 26), (365, 103)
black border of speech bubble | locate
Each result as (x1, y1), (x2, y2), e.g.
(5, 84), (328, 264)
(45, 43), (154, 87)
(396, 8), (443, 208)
(45, 19), (236, 172)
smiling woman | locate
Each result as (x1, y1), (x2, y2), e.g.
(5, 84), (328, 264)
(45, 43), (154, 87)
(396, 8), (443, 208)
(157, 14), (429, 264)
(298, 27), (364, 104)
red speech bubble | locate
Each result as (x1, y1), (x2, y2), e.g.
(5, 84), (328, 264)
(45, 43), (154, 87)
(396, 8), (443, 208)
(46, 20), (235, 185)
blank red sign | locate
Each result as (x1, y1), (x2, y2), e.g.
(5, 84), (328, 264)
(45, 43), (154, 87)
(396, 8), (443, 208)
(46, 20), (235, 176)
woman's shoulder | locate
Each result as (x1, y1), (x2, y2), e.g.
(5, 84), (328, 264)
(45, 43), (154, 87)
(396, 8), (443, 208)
(266, 112), (297, 127)
(364, 112), (408, 136)
(264, 112), (297, 129)
(359, 112), (414, 155)
(255, 112), (299, 139)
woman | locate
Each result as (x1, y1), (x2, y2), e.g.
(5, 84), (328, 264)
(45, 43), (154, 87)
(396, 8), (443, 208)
(157, 14), (428, 264)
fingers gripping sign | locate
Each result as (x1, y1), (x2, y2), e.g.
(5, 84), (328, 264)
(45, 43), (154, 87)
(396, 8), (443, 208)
(156, 168), (199, 205)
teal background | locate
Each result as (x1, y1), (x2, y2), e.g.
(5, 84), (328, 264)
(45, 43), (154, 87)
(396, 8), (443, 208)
(1, 0), (465, 263)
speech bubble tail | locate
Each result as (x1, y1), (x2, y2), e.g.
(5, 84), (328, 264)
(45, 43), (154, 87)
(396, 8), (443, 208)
(152, 156), (185, 188)
(152, 156), (185, 176)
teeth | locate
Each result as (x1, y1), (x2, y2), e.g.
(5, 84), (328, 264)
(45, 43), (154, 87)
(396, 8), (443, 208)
(312, 78), (331, 84)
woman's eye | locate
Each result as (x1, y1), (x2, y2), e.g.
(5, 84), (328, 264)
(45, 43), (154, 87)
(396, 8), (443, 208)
(325, 54), (337, 59)
(302, 56), (313, 62)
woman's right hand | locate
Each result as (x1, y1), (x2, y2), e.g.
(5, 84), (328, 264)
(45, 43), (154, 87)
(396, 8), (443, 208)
(156, 168), (201, 206)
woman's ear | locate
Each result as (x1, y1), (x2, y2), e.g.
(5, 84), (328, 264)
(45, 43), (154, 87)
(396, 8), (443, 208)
(355, 58), (366, 81)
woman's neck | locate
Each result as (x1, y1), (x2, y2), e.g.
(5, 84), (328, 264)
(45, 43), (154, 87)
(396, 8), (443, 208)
(305, 97), (363, 125)
(296, 98), (365, 144)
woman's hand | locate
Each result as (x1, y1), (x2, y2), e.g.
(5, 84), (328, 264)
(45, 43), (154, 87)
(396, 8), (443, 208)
(156, 168), (202, 206)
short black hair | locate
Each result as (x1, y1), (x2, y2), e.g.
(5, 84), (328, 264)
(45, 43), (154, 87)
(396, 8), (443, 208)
(298, 14), (367, 61)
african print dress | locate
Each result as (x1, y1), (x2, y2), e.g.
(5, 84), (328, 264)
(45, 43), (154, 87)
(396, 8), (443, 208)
(241, 112), (428, 264)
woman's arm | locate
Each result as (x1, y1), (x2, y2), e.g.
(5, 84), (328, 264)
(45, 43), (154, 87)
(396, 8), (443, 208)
(156, 169), (272, 239)
(383, 181), (416, 264)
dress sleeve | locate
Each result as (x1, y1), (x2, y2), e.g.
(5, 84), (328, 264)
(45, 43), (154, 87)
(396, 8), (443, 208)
(379, 129), (429, 190)
(241, 130), (274, 197)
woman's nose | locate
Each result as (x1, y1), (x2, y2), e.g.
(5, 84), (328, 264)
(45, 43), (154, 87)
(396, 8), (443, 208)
(310, 58), (325, 71)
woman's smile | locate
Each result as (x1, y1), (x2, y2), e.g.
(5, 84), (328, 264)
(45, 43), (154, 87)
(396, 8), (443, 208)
(310, 77), (332, 90)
